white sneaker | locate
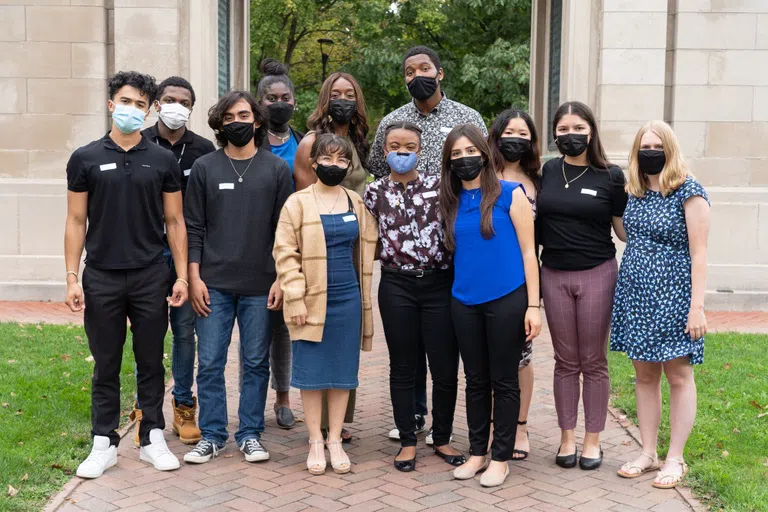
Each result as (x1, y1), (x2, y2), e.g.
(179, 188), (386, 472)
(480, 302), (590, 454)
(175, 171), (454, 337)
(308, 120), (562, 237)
(425, 428), (454, 446)
(139, 429), (180, 471)
(76, 436), (117, 479)
(388, 415), (427, 440)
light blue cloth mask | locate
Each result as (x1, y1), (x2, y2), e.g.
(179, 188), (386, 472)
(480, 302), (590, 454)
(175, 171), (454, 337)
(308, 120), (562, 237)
(386, 151), (418, 175)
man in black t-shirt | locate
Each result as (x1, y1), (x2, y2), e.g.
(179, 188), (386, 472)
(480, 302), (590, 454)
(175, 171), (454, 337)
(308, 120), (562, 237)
(65, 71), (188, 478)
(130, 77), (215, 448)
(182, 91), (292, 466)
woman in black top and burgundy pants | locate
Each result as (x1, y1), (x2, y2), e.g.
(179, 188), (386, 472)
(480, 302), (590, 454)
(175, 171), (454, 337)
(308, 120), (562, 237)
(537, 101), (628, 471)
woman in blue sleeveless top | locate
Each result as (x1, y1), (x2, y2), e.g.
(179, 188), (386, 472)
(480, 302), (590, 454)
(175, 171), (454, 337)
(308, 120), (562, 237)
(439, 125), (542, 488)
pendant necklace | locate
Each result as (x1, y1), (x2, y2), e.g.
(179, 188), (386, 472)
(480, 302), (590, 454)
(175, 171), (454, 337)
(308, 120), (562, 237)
(227, 152), (256, 183)
(268, 130), (291, 143)
(561, 158), (589, 189)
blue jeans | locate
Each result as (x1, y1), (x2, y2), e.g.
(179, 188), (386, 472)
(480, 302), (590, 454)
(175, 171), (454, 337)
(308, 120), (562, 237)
(135, 248), (197, 408)
(195, 288), (271, 445)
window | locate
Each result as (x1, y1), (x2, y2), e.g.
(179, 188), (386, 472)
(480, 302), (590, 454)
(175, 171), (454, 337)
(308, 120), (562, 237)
(547, 0), (562, 151)
(217, 0), (231, 97)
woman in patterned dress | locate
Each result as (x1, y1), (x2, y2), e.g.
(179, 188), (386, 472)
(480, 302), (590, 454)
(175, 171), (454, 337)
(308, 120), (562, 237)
(488, 109), (542, 461)
(612, 121), (710, 489)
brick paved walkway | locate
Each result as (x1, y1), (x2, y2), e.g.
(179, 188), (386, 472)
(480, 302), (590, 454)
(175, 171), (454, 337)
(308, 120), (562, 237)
(4, 295), (766, 511)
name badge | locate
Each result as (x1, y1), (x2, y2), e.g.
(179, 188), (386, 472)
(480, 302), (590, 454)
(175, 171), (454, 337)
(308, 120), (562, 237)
(342, 214), (357, 223)
(581, 188), (597, 196)
(183, 169), (192, 176)
(99, 163), (116, 171)
(422, 190), (438, 199)
(439, 126), (452, 134)
(219, 183), (235, 190)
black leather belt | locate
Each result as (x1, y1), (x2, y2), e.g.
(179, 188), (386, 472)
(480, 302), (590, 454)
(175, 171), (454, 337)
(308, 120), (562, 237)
(380, 265), (444, 278)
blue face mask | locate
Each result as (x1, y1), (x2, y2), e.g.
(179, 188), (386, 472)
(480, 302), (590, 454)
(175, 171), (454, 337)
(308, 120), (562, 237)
(112, 104), (146, 134)
(386, 151), (418, 175)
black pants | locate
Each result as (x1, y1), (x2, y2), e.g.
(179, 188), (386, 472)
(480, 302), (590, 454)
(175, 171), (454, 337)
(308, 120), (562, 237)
(82, 262), (170, 447)
(378, 269), (459, 447)
(451, 284), (527, 461)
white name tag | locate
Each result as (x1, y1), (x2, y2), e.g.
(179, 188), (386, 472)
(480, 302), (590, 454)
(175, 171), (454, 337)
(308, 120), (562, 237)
(219, 183), (234, 190)
(99, 163), (116, 171)
(439, 126), (452, 134)
(581, 188), (597, 196)
(183, 169), (191, 176)
(422, 190), (438, 199)
(343, 214), (356, 223)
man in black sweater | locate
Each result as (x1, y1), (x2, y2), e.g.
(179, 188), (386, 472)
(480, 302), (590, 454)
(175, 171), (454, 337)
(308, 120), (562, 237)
(182, 90), (293, 465)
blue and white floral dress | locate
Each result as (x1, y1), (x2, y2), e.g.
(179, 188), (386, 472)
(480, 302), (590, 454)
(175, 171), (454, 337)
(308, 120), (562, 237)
(610, 176), (709, 364)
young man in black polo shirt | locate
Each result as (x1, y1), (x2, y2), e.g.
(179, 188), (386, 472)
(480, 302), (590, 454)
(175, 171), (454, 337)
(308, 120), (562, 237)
(65, 71), (188, 478)
(182, 91), (292, 464)
(128, 77), (216, 447)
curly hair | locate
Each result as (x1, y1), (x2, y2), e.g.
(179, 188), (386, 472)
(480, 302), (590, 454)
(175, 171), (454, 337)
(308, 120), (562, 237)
(207, 90), (267, 148)
(156, 76), (196, 106)
(306, 72), (370, 169)
(108, 71), (156, 104)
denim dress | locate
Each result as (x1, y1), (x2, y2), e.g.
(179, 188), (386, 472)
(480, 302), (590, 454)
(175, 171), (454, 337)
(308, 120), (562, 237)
(291, 211), (362, 389)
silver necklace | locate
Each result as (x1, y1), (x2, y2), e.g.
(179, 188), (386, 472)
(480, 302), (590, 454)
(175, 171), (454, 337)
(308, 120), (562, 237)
(226, 152), (256, 183)
(467, 189), (480, 201)
(313, 186), (342, 213)
(268, 130), (290, 143)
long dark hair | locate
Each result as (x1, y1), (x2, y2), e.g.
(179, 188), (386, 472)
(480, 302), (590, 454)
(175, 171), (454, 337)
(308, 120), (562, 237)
(306, 72), (370, 169)
(489, 109), (541, 190)
(552, 101), (611, 169)
(440, 124), (501, 252)
(208, 90), (267, 148)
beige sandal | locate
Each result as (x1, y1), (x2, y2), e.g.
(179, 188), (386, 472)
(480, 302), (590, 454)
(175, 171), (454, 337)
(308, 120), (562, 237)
(307, 440), (326, 475)
(326, 439), (351, 474)
(652, 456), (689, 489)
(617, 452), (660, 479)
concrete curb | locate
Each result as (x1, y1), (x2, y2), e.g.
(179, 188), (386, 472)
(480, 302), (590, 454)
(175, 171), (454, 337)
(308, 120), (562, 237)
(43, 379), (175, 512)
(607, 404), (709, 511)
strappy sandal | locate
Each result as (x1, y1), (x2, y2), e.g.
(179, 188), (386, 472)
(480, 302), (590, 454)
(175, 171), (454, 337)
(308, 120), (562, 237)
(512, 420), (529, 460)
(617, 452), (659, 478)
(307, 440), (326, 476)
(652, 456), (689, 489)
(326, 439), (351, 474)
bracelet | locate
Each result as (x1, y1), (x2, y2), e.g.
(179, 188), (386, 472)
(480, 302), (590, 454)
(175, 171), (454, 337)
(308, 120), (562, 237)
(175, 278), (189, 287)
(66, 271), (78, 281)
(528, 305), (540, 308)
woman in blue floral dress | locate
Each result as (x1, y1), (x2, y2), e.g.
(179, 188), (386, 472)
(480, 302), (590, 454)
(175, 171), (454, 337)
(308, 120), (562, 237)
(611, 121), (710, 490)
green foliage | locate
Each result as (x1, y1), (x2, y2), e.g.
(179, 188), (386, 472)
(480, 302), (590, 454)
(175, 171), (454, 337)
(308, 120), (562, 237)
(0, 323), (171, 512)
(250, 0), (532, 132)
(608, 332), (768, 512)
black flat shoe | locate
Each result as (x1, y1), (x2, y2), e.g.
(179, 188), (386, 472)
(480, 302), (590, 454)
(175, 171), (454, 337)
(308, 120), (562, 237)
(579, 447), (603, 470)
(555, 445), (578, 468)
(394, 448), (416, 472)
(434, 447), (466, 467)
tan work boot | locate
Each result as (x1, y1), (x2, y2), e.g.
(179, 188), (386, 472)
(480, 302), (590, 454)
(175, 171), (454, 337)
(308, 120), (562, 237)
(172, 397), (202, 445)
(129, 404), (142, 448)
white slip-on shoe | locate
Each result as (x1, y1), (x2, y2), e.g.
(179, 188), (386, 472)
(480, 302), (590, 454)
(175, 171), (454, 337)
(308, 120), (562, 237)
(140, 429), (180, 471)
(76, 435), (118, 479)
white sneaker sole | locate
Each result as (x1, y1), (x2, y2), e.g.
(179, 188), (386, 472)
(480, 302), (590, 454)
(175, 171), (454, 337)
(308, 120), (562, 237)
(183, 452), (215, 464)
(388, 425), (428, 440)
(140, 450), (180, 471)
(76, 455), (117, 479)
(242, 451), (270, 463)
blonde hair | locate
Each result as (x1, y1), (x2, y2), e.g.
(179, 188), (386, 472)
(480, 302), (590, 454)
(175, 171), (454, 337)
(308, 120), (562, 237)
(627, 120), (690, 197)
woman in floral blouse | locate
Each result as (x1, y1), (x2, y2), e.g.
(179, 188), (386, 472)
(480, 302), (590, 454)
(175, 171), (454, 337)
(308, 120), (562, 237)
(364, 122), (465, 472)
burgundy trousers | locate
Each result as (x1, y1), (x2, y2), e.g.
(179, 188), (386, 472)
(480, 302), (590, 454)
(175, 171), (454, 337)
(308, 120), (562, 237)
(541, 259), (618, 433)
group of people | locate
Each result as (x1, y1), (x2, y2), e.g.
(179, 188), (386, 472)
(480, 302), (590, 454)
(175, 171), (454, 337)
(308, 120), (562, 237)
(63, 44), (710, 491)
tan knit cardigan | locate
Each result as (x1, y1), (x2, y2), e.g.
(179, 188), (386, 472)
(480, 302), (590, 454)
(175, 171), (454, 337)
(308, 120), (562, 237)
(273, 184), (378, 351)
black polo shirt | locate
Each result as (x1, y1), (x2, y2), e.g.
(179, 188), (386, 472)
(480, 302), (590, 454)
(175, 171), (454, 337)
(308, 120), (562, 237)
(142, 123), (216, 197)
(66, 133), (182, 270)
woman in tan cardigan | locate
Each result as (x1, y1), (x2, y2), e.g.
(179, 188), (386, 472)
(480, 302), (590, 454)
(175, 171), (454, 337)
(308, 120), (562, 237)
(273, 133), (377, 476)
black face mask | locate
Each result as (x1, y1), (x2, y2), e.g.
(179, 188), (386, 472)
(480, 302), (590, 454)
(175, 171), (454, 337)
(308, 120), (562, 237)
(328, 99), (356, 124)
(315, 163), (349, 186)
(267, 102), (295, 126)
(222, 121), (255, 147)
(499, 137), (531, 163)
(556, 133), (589, 157)
(407, 74), (439, 101)
(450, 156), (484, 182)
(638, 149), (666, 175)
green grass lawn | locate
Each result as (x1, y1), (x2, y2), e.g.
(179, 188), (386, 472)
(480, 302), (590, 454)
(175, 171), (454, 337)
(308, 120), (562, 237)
(0, 322), (171, 512)
(608, 332), (768, 512)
